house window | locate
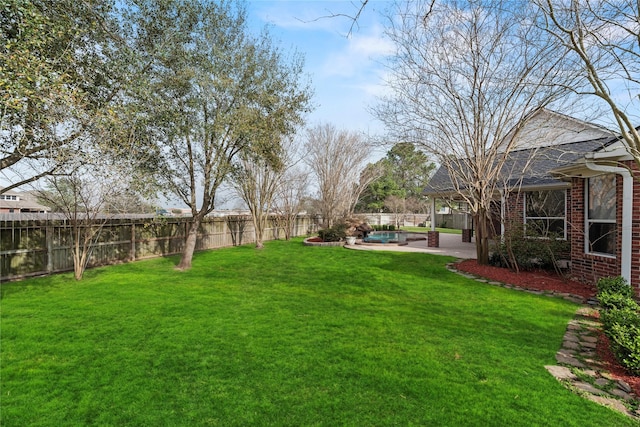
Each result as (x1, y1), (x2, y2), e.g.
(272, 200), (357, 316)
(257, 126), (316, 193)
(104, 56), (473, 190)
(586, 174), (616, 256)
(525, 189), (566, 238)
(0, 195), (18, 201)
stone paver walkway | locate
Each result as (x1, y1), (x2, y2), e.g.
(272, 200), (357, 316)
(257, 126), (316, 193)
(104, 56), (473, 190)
(547, 307), (639, 418)
(445, 263), (640, 419)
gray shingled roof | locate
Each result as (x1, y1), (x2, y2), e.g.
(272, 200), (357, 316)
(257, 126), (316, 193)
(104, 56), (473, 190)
(0, 190), (51, 212)
(424, 137), (613, 196)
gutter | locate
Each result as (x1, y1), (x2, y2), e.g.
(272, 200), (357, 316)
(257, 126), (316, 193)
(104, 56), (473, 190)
(584, 153), (632, 284)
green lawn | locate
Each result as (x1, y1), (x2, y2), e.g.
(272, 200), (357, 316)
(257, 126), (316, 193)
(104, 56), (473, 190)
(1, 239), (634, 426)
(401, 226), (463, 234)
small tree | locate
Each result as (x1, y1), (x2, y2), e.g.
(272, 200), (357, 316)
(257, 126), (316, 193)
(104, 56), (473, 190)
(36, 162), (136, 280)
(304, 123), (380, 227)
(272, 167), (310, 240)
(230, 150), (283, 249)
(384, 195), (406, 229)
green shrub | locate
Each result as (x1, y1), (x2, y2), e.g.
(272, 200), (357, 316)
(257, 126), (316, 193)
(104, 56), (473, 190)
(490, 226), (569, 272)
(388, 224), (396, 231)
(601, 306), (640, 331)
(318, 224), (347, 242)
(596, 276), (640, 375)
(598, 291), (638, 312)
(607, 323), (640, 375)
(597, 276), (632, 298)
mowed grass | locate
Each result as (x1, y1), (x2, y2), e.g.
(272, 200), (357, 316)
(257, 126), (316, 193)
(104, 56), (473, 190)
(1, 239), (634, 426)
(401, 226), (462, 234)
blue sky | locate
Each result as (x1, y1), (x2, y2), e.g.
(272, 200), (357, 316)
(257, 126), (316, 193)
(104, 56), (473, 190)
(247, 1), (394, 137)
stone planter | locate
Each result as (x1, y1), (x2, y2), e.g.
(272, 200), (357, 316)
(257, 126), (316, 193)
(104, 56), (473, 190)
(303, 237), (344, 247)
(345, 236), (357, 245)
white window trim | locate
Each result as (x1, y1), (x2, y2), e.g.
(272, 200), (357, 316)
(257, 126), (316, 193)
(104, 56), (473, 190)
(585, 176), (617, 258)
(523, 189), (567, 240)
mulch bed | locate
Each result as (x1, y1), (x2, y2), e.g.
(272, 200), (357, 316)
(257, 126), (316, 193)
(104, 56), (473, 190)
(455, 259), (640, 396)
(456, 259), (597, 299)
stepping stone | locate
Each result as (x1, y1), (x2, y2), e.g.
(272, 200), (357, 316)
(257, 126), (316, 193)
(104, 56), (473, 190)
(617, 380), (633, 394)
(556, 351), (586, 368)
(563, 332), (580, 343)
(586, 395), (631, 415)
(610, 388), (634, 401)
(575, 381), (605, 395)
(563, 340), (580, 350)
(545, 365), (577, 381)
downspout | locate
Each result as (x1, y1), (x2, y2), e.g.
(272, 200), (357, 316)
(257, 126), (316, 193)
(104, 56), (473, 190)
(584, 153), (632, 284)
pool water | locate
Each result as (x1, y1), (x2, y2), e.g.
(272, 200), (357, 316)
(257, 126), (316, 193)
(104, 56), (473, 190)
(363, 231), (407, 244)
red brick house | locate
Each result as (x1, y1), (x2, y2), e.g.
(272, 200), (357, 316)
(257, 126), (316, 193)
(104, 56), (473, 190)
(424, 110), (640, 294)
(0, 189), (51, 213)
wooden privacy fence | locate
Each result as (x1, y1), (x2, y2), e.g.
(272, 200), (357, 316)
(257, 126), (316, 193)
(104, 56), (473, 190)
(0, 214), (314, 281)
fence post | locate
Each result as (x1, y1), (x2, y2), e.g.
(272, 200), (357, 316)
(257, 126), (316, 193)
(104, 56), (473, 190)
(130, 222), (136, 261)
(46, 224), (53, 273)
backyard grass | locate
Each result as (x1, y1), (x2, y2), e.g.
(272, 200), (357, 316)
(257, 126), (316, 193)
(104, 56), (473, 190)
(1, 238), (635, 426)
(401, 226), (463, 234)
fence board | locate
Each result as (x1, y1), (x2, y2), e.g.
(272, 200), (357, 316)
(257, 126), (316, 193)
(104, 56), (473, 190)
(0, 215), (312, 281)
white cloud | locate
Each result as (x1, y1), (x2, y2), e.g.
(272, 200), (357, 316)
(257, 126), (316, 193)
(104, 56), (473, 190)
(322, 26), (394, 78)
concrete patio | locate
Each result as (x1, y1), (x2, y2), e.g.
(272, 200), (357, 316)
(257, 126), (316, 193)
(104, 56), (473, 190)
(346, 232), (477, 259)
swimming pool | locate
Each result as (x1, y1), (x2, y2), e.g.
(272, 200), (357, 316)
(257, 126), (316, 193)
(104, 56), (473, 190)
(362, 231), (408, 244)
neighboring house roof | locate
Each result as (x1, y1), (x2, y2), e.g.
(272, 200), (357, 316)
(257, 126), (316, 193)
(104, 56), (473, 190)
(0, 189), (51, 212)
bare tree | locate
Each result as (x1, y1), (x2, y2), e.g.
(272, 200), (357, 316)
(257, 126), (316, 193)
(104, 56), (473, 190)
(304, 123), (381, 228)
(230, 150), (283, 250)
(303, 0), (374, 36)
(384, 195), (406, 228)
(535, 0), (640, 167)
(374, 0), (576, 264)
(272, 167), (310, 241)
(36, 160), (137, 280)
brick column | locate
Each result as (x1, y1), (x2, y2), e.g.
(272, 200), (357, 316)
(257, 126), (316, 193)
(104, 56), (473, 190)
(427, 230), (439, 247)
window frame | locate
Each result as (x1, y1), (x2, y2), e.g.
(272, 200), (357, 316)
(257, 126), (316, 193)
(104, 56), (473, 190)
(585, 174), (617, 257)
(523, 189), (567, 239)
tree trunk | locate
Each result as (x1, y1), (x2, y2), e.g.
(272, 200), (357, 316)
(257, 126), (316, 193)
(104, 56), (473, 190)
(177, 217), (201, 270)
(73, 226), (84, 280)
(254, 219), (264, 249)
(474, 211), (491, 265)
(73, 247), (83, 280)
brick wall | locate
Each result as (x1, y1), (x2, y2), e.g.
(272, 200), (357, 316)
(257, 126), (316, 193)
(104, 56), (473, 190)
(569, 161), (640, 295)
(427, 230), (439, 247)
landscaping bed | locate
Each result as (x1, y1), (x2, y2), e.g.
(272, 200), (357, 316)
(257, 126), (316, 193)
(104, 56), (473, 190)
(455, 259), (597, 300)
